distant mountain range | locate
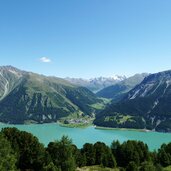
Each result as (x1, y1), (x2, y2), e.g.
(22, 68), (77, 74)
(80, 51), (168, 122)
(96, 73), (148, 101)
(94, 70), (171, 132)
(0, 66), (102, 124)
(65, 75), (126, 93)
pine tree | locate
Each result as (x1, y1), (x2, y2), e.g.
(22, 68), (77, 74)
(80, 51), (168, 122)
(47, 136), (76, 171)
(126, 161), (138, 171)
(0, 134), (17, 171)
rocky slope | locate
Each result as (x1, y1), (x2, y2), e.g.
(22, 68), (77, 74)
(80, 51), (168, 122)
(96, 73), (148, 101)
(94, 70), (171, 132)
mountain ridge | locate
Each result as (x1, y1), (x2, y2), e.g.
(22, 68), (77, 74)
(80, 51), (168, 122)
(65, 75), (126, 93)
(0, 66), (102, 124)
(96, 73), (148, 101)
(94, 70), (171, 132)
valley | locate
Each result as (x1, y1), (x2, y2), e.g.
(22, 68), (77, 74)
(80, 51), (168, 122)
(0, 66), (171, 133)
(1, 1), (171, 170)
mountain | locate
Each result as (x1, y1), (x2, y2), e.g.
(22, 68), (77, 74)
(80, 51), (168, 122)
(94, 70), (171, 132)
(0, 66), (25, 100)
(65, 75), (126, 93)
(96, 73), (148, 101)
(0, 66), (102, 124)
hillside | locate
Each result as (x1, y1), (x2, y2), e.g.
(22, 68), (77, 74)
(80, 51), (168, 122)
(0, 66), (102, 124)
(96, 73), (148, 101)
(94, 70), (171, 132)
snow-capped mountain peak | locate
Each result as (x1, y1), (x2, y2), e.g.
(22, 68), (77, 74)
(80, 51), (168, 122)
(65, 75), (126, 93)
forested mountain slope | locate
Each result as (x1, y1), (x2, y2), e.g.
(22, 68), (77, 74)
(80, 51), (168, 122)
(0, 66), (102, 124)
(94, 70), (171, 132)
(96, 73), (148, 101)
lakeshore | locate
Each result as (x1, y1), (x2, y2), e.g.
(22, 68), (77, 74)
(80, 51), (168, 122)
(0, 122), (171, 150)
(95, 126), (151, 132)
(58, 122), (93, 128)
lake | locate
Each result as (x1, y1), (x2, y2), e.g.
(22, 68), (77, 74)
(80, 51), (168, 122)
(0, 123), (171, 151)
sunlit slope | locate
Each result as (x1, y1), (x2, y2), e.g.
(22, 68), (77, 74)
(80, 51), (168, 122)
(0, 66), (102, 123)
(94, 70), (171, 132)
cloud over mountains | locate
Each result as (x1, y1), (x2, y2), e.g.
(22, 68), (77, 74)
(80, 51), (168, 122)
(40, 57), (51, 63)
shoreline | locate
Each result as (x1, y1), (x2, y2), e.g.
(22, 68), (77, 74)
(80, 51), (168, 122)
(95, 126), (151, 132)
(0, 122), (169, 134)
(58, 122), (93, 128)
(58, 122), (152, 132)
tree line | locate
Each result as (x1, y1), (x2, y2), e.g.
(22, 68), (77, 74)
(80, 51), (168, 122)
(0, 127), (171, 171)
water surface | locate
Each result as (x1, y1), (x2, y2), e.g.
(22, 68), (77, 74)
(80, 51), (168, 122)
(0, 123), (171, 151)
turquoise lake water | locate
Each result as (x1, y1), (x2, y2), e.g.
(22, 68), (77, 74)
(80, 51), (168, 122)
(0, 123), (171, 151)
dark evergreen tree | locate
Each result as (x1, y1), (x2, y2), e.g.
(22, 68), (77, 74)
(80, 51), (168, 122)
(119, 141), (140, 167)
(155, 164), (163, 171)
(72, 145), (86, 167)
(112, 140), (150, 167)
(126, 161), (139, 171)
(140, 162), (156, 171)
(94, 142), (107, 165)
(157, 143), (171, 167)
(1, 127), (171, 171)
(0, 134), (17, 171)
(106, 151), (117, 168)
(43, 162), (60, 171)
(111, 140), (122, 165)
(1, 127), (45, 171)
(47, 136), (76, 171)
(157, 148), (171, 167)
(81, 143), (95, 166)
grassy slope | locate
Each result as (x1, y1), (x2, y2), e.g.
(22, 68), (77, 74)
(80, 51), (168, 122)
(164, 166), (171, 171)
(77, 165), (171, 171)
(0, 71), (103, 123)
(76, 166), (119, 171)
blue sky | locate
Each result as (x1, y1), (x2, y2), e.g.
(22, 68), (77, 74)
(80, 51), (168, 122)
(0, 0), (171, 78)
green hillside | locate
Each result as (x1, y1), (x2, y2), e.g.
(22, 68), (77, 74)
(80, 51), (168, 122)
(96, 73), (148, 101)
(94, 70), (171, 132)
(0, 66), (102, 124)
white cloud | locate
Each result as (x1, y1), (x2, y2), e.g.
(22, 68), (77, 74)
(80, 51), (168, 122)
(39, 57), (51, 63)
